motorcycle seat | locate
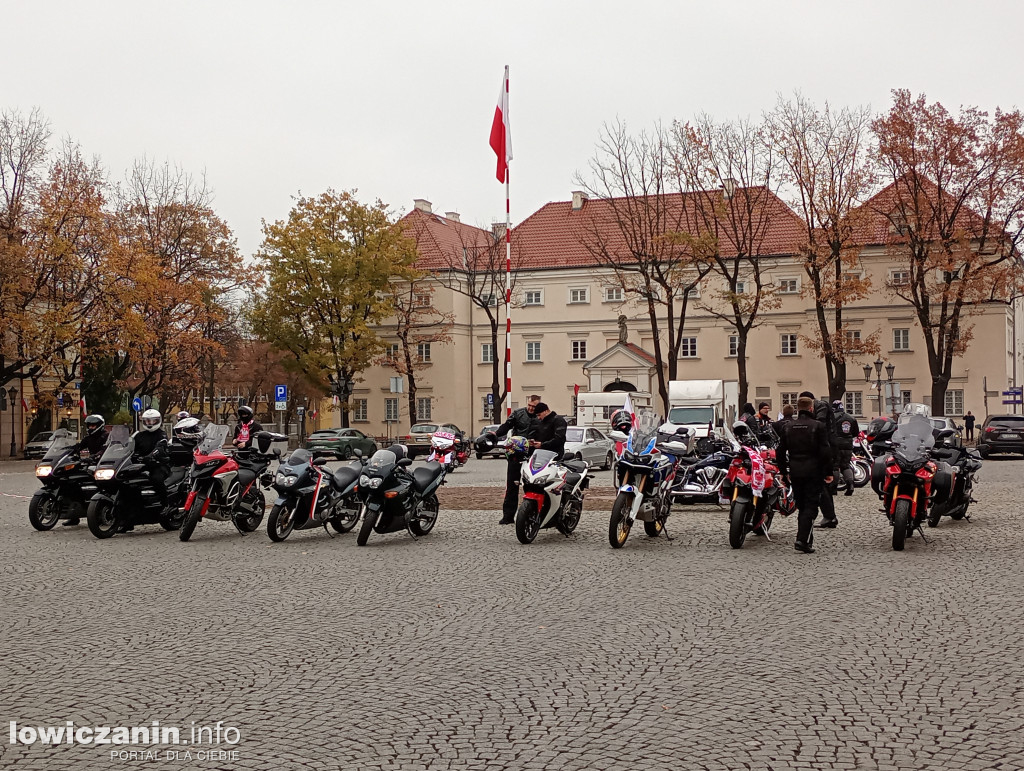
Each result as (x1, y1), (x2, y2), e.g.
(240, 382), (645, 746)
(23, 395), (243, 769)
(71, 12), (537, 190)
(412, 461), (444, 493)
(562, 459), (588, 473)
(673, 455), (701, 466)
(331, 464), (360, 491)
(237, 467), (256, 487)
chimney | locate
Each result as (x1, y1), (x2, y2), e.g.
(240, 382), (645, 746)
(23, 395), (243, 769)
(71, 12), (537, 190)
(722, 178), (737, 201)
(491, 221), (507, 240)
(413, 198), (433, 213)
(571, 190), (589, 211)
(444, 211), (461, 223)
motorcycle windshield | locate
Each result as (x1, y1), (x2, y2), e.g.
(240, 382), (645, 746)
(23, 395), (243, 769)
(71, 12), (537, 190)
(529, 450), (557, 473)
(366, 449), (397, 477)
(97, 425), (133, 464)
(40, 432), (79, 463)
(627, 411), (661, 456)
(285, 448), (313, 468)
(198, 424), (230, 454)
(892, 416), (933, 465)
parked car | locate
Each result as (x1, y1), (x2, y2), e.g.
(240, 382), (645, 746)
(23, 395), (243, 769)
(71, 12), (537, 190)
(476, 424), (504, 459)
(402, 422), (464, 459)
(977, 414), (1024, 457)
(563, 426), (615, 470)
(24, 431), (57, 460)
(304, 428), (377, 460)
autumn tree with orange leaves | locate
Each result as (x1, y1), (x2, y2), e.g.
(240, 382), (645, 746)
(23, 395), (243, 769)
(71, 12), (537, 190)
(872, 90), (1024, 414)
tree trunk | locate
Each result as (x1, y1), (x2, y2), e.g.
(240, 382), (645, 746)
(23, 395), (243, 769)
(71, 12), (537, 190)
(931, 376), (950, 417)
(736, 332), (749, 410)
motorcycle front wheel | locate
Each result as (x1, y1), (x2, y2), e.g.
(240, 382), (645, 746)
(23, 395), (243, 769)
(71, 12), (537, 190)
(178, 496), (204, 541)
(556, 496), (582, 536)
(356, 506), (378, 546)
(729, 499), (749, 549)
(267, 502), (296, 542)
(515, 499), (542, 544)
(28, 492), (60, 531)
(608, 492), (633, 549)
(892, 499), (911, 551)
(87, 498), (119, 539)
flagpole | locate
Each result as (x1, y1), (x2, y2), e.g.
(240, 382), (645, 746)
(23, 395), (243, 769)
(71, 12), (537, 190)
(503, 65), (512, 419)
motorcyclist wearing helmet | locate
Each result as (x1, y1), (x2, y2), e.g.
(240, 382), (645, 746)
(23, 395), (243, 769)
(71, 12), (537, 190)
(176, 410), (190, 421)
(133, 408), (171, 519)
(74, 414), (109, 459)
(489, 394), (540, 525)
(232, 405), (264, 450)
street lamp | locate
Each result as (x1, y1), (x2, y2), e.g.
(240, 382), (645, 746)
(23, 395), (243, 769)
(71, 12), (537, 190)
(8, 386), (17, 457)
(865, 358), (896, 418)
(329, 374), (355, 428)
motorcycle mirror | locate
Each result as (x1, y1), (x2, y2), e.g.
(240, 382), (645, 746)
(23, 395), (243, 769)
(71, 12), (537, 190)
(312, 457), (329, 467)
(397, 458), (413, 467)
(608, 430), (628, 443)
(353, 448), (363, 458)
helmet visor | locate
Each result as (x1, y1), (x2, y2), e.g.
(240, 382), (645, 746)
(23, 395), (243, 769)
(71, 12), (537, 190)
(142, 415), (162, 429)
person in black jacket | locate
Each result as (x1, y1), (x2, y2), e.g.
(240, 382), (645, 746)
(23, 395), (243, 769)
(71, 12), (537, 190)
(493, 395), (540, 524)
(832, 399), (860, 496)
(132, 409), (171, 528)
(800, 390), (840, 528)
(777, 397), (834, 553)
(74, 414), (109, 459)
(531, 403), (567, 459)
(232, 405), (264, 450)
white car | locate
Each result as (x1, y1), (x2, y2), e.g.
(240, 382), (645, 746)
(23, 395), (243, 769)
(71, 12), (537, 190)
(563, 426), (615, 470)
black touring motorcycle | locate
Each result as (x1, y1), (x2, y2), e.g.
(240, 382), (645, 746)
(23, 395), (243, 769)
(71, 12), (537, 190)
(266, 448), (361, 542)
(28, 430), (98, 530)
(356, 445), (445, 546)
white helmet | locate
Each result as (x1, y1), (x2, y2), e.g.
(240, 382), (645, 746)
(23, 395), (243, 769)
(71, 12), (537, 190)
(140, 408), (163, 432)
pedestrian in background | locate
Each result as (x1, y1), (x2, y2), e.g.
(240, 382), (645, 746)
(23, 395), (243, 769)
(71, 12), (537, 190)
(777, 396), (834, 554)
(964, 411), (976, 442)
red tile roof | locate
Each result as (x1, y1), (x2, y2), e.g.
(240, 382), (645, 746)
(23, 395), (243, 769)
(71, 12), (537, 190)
(625, 343), (658, 365)
(400, 208), (495, 271)
(850, 178), (991, 246)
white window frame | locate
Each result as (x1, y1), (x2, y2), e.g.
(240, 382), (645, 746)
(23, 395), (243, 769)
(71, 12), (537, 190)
(680, 337), (698, 359)
(385, 398), (399, 422)
(890, 269), (911, 286)
(845, 391), (863, 417)
(728, 335), (739, 357)
(945, 389), (964, 417)
(417, 342), (431, 362)
(386, 343), (399, 360)
(844, 329), (862, 351)
(780, 392), (799, 407)
(568, 287), (590, 304)
(480, 293), (498, 307)
(352, 398), (368, 422)
(571, 340), (588, 361)
(734, 280), (747, 295)
(779, 277), (799, 294)
(893, 328), (911, 351)
(416, 397), (432, 421)
(415, 293), (431, 308)
(524, 289), (543, 306)
(603, 287), (624, 302)
(526, 341), (542, 362)
(781, 334), (798, 356)
(685, 285), (701, 300)
(480, 343), (494, 364)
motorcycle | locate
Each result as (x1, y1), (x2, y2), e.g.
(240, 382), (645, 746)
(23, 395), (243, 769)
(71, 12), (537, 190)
(673, 427), (739, 505)
(513, 447), (590, 544)
(178, 426), (284, 541)
(848, 433), (873, 488)
(720, 427), (790, 549)
(28, 430), (99, 530)
(86, 425), (188, 538)
(427, 429), (461, 473)
(870, 415), (955, 550)
(356, 445), (445, 546)
(607, 412), (679, 549)
(266, 448), (362, 542)
(865, 417), (898, 458)
(927, 437), (983, 527)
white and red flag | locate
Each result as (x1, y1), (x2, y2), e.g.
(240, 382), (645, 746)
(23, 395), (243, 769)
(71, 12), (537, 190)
(489, 66), (512, 183)
(80, 396), (88, 416)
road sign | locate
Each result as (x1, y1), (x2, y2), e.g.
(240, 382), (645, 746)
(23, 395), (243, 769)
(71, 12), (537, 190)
(131, 397), (142, 412)
(1003, 399), (1023, 405)
(275, 384), (287, 402)
(1003, 388), (1023, 395)
(56, 394), (64, 407)
(275, 400), (287, 411)
(296, 406), (305, 416)
(486, 393), (494, 406)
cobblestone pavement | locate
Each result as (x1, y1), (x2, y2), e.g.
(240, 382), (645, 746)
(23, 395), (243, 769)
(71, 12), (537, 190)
(2, 457), (1024, 770)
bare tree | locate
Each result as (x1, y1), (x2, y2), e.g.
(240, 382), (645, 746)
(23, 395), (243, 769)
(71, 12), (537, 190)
(575, 120), (711, 413)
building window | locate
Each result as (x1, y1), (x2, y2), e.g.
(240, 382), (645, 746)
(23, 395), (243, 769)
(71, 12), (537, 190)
(480, 293), (498, 307)
(386, 343), (399, 360)
(845, 391), (863, 416)
(385, 398), (399, 422)
(734, 281), (747, 295)
(417, 342), (431, 362)
(893, 328), (910, 351)
(945, 389), (964, 417)
(569, 287), (589, 304)
(844, 329), (862, 352)
(728, 335), (739, 357)
(352, 399), (368, 422)
(526, 341), (542, 362)
(780, 392), (799, 407)
(781, 334), (798, 356)
(901, 390), (912, 409)
(685, 286), (701, 299)
(779, 278), (799, 294)
(604, 287), (623, 302)
(571, 340), (588, 360)
(415, 293), (431, 308)
(525, 290), (543, 306)
(890, 269), (910, 286)
(416, 397), (432, 421)
(481, 343), (494, 363)
(680, 337), (698, 358)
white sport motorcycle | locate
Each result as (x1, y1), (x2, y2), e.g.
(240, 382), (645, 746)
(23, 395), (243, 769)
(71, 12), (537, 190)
(513, 448), (590, 544)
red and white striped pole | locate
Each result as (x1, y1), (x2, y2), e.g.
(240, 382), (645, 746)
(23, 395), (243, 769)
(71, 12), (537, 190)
(490, 65), (513, 418)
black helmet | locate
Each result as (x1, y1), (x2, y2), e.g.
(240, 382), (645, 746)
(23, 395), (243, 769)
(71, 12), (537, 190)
(237, 405), (254, 421)
(609, 409), (633, 433)
(474, 431), (497, 454)
(84, 414), (105, 436)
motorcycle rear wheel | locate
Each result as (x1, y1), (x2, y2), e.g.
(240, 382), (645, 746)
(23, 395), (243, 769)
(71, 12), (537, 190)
(28, 493), (60, 531)
(410, 495), (439, 536)
(329, 496), (360, 533)
(87, 498), (119, 539)
(235, 489), (266, 532)
(892, 499), (911, 551)
(178, 496), (204, 541)
(267, 502), (296, 542)
(608, 492), (632, 549)
(852, 460), (870, 487)
(557, 497), (583, 536)
(644, 518), (664, 537)
(729, 500), (748, 549)
(515, 499), (541, 544)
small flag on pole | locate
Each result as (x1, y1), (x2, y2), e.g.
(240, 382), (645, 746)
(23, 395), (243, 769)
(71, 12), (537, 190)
(21, 396), (29, 411)
(80, 396), (88, 416)
(489, 67), (512, 183)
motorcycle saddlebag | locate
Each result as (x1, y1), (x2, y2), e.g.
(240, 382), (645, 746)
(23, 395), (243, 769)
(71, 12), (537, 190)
(870, 457), (888, 497)
(930, 461), (955, 505)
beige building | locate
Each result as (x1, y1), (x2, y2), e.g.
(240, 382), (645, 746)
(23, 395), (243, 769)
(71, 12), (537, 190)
(332, 191), (1024, 438)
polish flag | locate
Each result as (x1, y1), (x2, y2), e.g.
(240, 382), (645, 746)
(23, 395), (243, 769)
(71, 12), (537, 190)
(622, 393), (638, 428)
(21, 396), (29, 411)
(80, 396), (88, 416)
(489, 67), (511, 183)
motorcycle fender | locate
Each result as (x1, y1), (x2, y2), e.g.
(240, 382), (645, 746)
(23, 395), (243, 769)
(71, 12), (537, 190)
(273, 495), (289, 508)
(617, 485), (644, 523)
(732, 488), (753, 505)
(366, 500), (382, 512)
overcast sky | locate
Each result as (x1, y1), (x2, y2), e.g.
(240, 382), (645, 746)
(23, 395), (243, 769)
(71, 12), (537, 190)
(6, 0), (1023, 257)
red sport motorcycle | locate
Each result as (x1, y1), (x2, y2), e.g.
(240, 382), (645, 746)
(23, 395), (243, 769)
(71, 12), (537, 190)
(178, 424), (282, 541)
(871, 415), (955, 551)
(721, 425), (795, 549)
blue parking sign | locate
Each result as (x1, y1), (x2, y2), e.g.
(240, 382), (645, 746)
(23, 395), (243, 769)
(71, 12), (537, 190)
(275, 384), (287, 402)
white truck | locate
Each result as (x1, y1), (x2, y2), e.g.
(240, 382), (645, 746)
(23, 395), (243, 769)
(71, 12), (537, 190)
(664, 379), (740, 438)
(575, 391), (653, 431)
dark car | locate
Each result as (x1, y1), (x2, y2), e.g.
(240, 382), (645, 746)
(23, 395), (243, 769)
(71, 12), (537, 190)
(977, 414), (1024, 457)
(23, 431), (57, 460)
(304, 428), (377, 460)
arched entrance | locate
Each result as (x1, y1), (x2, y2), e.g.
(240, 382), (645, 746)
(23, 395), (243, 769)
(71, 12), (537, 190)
(604, 380), (637, 393)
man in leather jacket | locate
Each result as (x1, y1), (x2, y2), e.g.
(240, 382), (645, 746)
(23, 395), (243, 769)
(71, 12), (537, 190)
(133, 409), (171, 526)
(832, 399), (860, 496)
(531, 403), (567, 459)
(800, 390), (840, 528)
(777, 397), (834, 553)
(493, 395), (540, 524)
(74, 415), (109, 459)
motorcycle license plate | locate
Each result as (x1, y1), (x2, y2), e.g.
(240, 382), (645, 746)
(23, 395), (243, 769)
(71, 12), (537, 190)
(1002, 433), (1020, 440)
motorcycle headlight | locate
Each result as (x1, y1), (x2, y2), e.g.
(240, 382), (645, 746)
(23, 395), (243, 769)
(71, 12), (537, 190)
(368, 477), (383, 489)
(359, 474), (370, 487)
(94, 468), (116, 481)
(276, 472), (298, 487)
(35, 465), (52, 477)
